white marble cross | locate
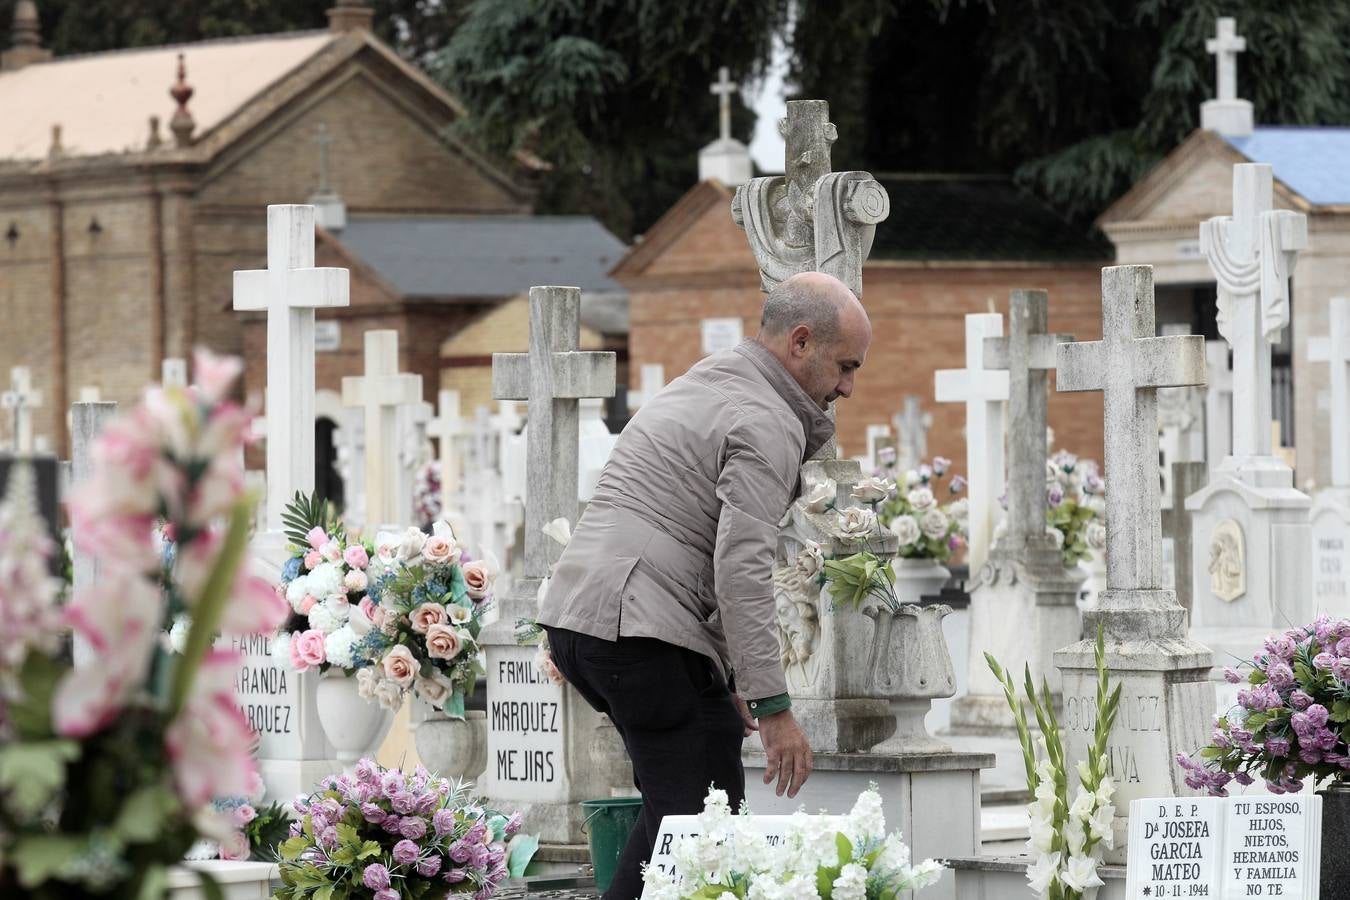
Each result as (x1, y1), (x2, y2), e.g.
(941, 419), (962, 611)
(1309, 296), (1350, 487)
(710, 67), (736, 143)
(627, 363), (666, 411)
(492, 286), (616, 581)
(1057, 266), (1207, 592)
(427, 389), (467, 518)
(233, 205), (350, 532)
(985, 290), (1070, 551)
(1199, 164), (1307, 460)
(892, 395), (932, 473)
(1203, 340), (1233, 466)
(341, 330), (422, 529)
(935, 314), (1010, 570)
(1206, 17), (1246, 103)
(2, 367), (42, 454)
(161, 357), (188, 388)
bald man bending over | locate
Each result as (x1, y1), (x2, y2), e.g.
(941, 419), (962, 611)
(540, 272), (873, 898)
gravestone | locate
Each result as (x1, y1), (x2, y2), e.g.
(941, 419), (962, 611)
(934, 313), (1009, 573)
(341, 330), (422, 530)
(2, 366), (42, 453)
(1054, 264), (1214, 864)
(427, 389), (468, 525)
(68, 401), (116, 665)
(232, 204), (349, 800)
(893, 395), (932, 474)
(1204, 339), (1234, 468)
(483, 285), (627, 849)
(860, 423), (891, 473)
(952, 290), (1082, 732)
(161, 357), (188, 388)
(1186, 164), (1312, 638)
(1161, 461), (1206, 615)
(1309, 296), (1350, 616)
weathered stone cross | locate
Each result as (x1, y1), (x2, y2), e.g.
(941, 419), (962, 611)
(2, 367), (42, 454)
(935, 314), (1009, 570)
(1206, 17), (1246, 103)
(426, 389), (467, 518)
(234, 204), (350, 531)
(1057, 266), (1207, 595)
(492, 286), (616, 582)
(985, 290), (1070, 551)
(1199, 163), (1306, 460)
(1309, 297), (1350, 487)
(161, 358), (188, 388)
(1161, 461), (1206, 614)
(710, 67), (735, 143)
(341, 330), (422, 529)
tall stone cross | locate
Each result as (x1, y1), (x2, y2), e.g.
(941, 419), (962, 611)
(1204, 340), (1233, 466)
(234, 205), (350, 532)
(1199, 164), (1307, 460)
(161, 358), (188, 388)
(935, 314), (1009, 571)
(427, 389), (467, 518)
(492, 286), (616, 585)
(2, 367), (42, 454)
(710, 67), (735, 143)
(1161, 461), (1206, 614)
(1206, 17), (1246, 103)
(985, 290), (1070, 551)
(1309, 296), (1350, 487)
(1057, 266), (1207, 596)
(341, 331), (422, 529)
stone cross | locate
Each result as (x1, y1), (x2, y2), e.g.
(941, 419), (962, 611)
(1057, 265), (1207, 594)
(892, 395), (932, 473)
(1199, 164), (1307, 460)
(492, 286), (617, 582)
(1206, 17), (1246, 103)
(627, 363), (665, 411)
(1161, 461), (1206, 614)
(1204, 340), (1233, 466)
(935, 314), (1009, 570)
(710, 67), (735, 143)
(69, 400), (116, 666)
(985, 290), (1070, 551)
(2, 367), (42, 454)
(1309, 296), (1350, 487)
(341, 330), (422, 529)
(234, 205), (350, 532)
(731, 99), (890, 299)
(161, 358), (188, 388)
(426, 389), (467, 518)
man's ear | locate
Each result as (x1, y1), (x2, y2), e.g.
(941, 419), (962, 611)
(789, 324), (812, 356)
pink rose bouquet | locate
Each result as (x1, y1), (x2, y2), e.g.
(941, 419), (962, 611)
(278, 759), (534, 898)
(271, 491), (377, 674)
(0, 349), (287, 897)
(358, 521), (494, 718)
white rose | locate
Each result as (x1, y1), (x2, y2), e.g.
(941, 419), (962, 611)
(919, 508), (949, 540)
(306, 562), (343, 599)
(947, 497), (970, 523)
(801, 478), (836, 513)
(355, 665), (379, 700)
(343, 569), (368, 593)
(270, 631), (292, 660)
(792, 540), (824, 581)
(324, 626), (359, 669)
(542, 517), (572, 547)
(1086, 520), (1107, 550)
(850, 476), (894, 505)
(414, 674), (453, 708)
(373, 677), (405, 711)
(285, 575), (310, 610)
(834, 506), (878, 541)
(396, 526), (427, 562)
(903, 469), (922, 488)
(889, 514), (921, 548)
(906, 487), (936, 512)
(307, 602), (340, 635)
(320, 540), (343, 562)
(1046, 526), (1065, 549)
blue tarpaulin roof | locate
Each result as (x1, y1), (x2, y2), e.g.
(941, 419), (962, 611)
(1226, 128), (1350, 205)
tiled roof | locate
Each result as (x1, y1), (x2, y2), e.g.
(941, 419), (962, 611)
(1225, 127), (1350, 205)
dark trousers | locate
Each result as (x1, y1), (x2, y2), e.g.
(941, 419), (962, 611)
(544, 627), (746, 900)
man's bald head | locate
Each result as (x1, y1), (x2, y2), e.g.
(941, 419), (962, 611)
(755, 272), (872, 409)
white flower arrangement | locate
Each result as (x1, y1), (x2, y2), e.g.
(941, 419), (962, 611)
(641, 786), (944, 899)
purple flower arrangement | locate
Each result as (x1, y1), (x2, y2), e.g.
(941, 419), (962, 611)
(1177, 615), (1350, 795)
(278, 759), (534, 898)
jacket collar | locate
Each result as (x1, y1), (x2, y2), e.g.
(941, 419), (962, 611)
(734, 339), (835, 460)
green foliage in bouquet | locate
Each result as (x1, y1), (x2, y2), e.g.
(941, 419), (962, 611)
(1048, 498), (1096, 568)
(823, 552), (898, 614)
(282, 490), (344, 551)
(244, 802), (292, 862)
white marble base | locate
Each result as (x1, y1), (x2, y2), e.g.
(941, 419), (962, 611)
(950, 855), (1126, 900)
(1311, 487), (1350, 619)
(168, 861), (277, 899)
(926, 601), (968, 736)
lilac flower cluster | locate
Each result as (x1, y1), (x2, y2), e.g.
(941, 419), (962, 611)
(279, 758), (526, 898)
(1177, 615), (1350, 796)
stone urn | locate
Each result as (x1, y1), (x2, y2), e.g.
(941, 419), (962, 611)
(1320, 780), (1350, 900)
(411, 702), (488, 784)
(864, 600), (957, 754)
(315, 669), (394, 766)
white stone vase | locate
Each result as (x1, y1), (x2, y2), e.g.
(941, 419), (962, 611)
(411, 705), (488, 784)
(891, 556), (951, 604)
(315, 670), (394, 766)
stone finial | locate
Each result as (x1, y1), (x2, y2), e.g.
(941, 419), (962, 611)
(147, 115), (163, 150)
(1, 0), (52, 71)
(1200, 17), (1253, 137)
(327, 0), (374, 33)
(47, 123), (62, 159)
(169, 53), (195, 148)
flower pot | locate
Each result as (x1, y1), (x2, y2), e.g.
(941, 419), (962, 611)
(412, 704), (488, 783)
(1320, 779), (1350, 900)
(315, 670), (394, 766)
(890, 557), (951, 605)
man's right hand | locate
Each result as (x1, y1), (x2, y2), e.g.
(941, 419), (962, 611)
(758, 709), (812, 798)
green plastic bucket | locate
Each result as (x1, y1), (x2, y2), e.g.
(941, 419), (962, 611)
(581, 796), (643, 894)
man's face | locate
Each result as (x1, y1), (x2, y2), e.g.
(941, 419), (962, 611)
(797, 315), (871, 410)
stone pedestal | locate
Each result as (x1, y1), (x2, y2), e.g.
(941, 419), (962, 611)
(1311, 487), (1350, 618)
(168, 861), (278, 899)
(950, 545), (1085, 733)
(1056, 591), (1213, 865)
(1186, 458), (1313, 630)
(950, 857), (1128, 900)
